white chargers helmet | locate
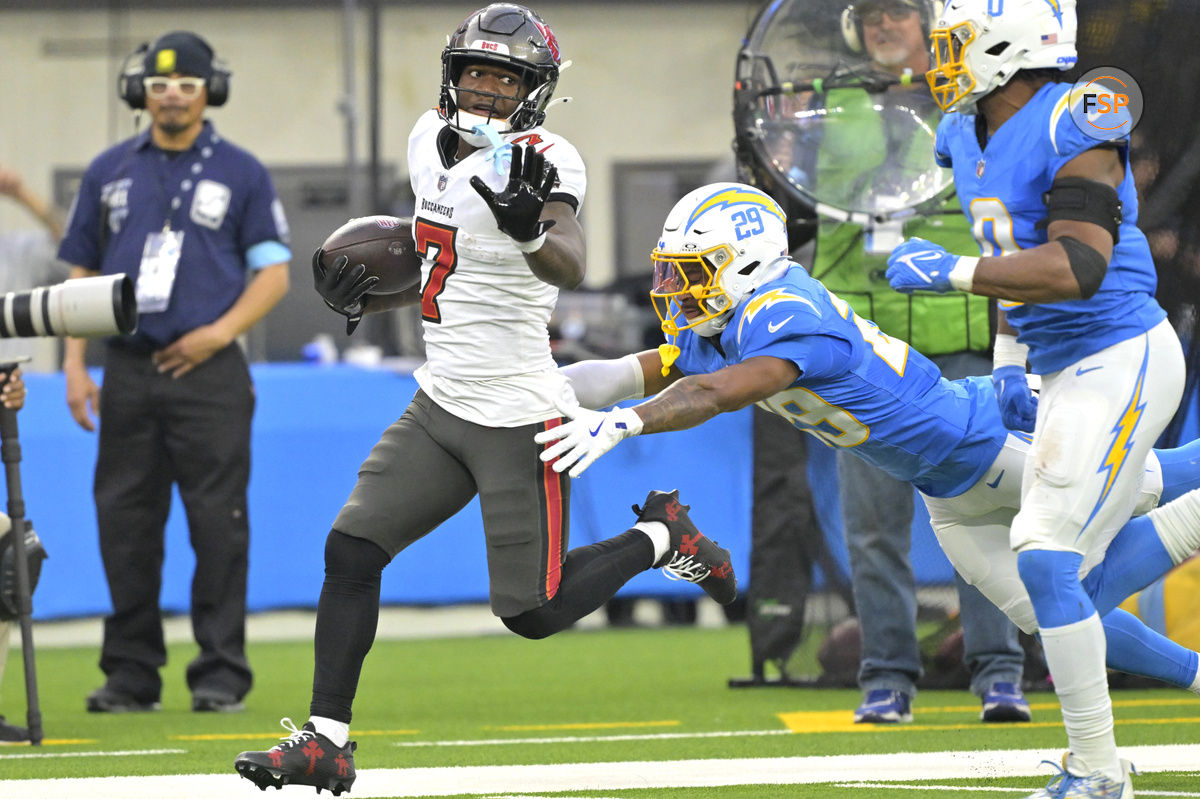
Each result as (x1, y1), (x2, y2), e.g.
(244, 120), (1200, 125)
(927, 0), (1078, 114)
(651, 183), (790, 338)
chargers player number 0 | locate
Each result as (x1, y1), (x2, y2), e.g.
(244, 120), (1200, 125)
(971, 198), (1020, 257)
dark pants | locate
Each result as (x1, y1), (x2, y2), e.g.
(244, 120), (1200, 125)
(95, 342), (254, 702)
(747, 406), (831, 678)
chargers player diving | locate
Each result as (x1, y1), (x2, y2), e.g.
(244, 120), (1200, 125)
(883, 1), (1181, 795)
(537, 182), (1200, 797)
(233, 6), (736, 795)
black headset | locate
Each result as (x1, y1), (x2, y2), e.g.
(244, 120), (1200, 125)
(117, 33), (231, 110)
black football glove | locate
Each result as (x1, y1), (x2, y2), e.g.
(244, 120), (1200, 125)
(311, 247), (379, 335)
(469, 143), (559, 245)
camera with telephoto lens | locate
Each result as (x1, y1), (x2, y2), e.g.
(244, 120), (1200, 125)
(0, 274), (137, 339)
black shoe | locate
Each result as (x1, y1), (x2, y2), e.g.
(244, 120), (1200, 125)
(0, 715), (28, 742)
(235, 719), (356, 795)
(86, 685), (160, 713)
(633, 489), (738, 605)
(193, 690), (245, 713)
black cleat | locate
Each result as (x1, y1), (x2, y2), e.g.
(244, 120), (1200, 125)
(235, 718), (356, 795)
(633, 489), (738, 605)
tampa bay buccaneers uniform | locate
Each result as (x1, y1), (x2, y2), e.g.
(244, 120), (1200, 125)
(236, 6), (736, 796)
(330, 109), (588, 618)
(404, 108), (585, 427)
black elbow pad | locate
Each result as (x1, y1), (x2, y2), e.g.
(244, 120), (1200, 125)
(1058, 235), (1107, 299)
(1036, 176), (1122, 244)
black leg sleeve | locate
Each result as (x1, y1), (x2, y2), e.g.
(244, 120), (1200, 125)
(502, 529), (654, 639)
(310, 530), (391, 724)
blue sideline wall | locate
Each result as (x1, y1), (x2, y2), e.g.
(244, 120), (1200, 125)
(21, 364), (1199, 620)
(19, 365), (757, 619)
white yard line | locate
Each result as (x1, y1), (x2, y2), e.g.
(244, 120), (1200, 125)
(0, 748), (185, 760)
(836, 783), (1200, 796)
(395, 728), (794, 746)
(0, 744), (1196, 798)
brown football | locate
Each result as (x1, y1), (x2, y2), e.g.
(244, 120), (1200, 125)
(320, 215), (421, 295)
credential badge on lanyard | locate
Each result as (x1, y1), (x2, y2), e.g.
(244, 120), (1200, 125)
(136, 225), (184, 313)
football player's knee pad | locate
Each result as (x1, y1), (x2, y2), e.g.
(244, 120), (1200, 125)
(501, 610), (556, 640)
(501, 596), (568, 641)
(1145, 488), (1200, 565)
(1016, 548), (1092, 629)
(324, 529), (391, 580)
(1134, 450), (1164, 515)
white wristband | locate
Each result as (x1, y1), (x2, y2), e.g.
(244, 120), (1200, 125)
(993, 333), (1029, 370)
(514, 233), (547, 254)
(948, 256), (979, 292)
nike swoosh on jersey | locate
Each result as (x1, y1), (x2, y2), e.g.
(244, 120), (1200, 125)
(986, 470), (1005, 489)
(767, 315), (795, 334)
(1075, 365), (1104, 376)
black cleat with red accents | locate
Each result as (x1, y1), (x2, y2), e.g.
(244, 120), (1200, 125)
(633, 489), (738, 605)
(235, 719), (356, 795)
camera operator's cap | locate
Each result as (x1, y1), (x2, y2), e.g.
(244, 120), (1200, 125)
(855, 0), (923, 13)
(144, 31), (215, 78)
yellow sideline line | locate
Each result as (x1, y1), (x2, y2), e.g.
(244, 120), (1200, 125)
(484, 720), (679, 731)
(798, 717), (1200, 734)
(779, 712), (1200, 734)
(916, 696), (1200, 714)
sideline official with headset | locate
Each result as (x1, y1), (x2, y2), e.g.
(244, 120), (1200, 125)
(57, 31), (290, 714)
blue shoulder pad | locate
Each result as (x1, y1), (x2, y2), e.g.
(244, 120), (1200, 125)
(734, 287), (823, 348)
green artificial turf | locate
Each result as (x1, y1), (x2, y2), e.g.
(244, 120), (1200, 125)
(1, 620), (1198, 797)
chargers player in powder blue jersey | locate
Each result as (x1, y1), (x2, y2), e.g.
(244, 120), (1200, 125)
(538, 181), (1200, 796)
(882, 1), (1184, 795)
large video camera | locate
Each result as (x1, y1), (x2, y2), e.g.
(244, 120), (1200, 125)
(0, 273), (137, 339)
(0, 273), (135, 745)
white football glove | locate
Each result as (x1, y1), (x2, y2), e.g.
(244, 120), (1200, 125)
(534, 404), (645, 478)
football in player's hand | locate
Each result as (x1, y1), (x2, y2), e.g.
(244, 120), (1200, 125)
(319, 215), (421, 295)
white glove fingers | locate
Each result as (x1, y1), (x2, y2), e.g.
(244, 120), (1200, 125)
(534, 425), (570, 445)
(568, 452), (596, 479)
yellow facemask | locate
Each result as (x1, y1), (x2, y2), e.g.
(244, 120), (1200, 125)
(926, 22), (977, 112)
(649, 244), (737, 338)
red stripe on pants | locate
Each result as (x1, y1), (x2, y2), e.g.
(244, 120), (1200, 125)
(540, 418), (564, 600)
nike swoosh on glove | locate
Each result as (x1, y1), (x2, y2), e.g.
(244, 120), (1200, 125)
(886, 237), (960, 294)
(993, 364), (1038, 432)
(534, 404), (644, 478)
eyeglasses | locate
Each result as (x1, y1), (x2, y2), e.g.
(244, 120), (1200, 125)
(858, 3), (918, 26)
(142, 76), (206, 100)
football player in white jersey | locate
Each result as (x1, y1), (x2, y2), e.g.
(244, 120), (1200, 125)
(234, 5), (736, 794)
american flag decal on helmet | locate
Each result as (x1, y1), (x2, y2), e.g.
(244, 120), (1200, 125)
(533, 20), (560, 63)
